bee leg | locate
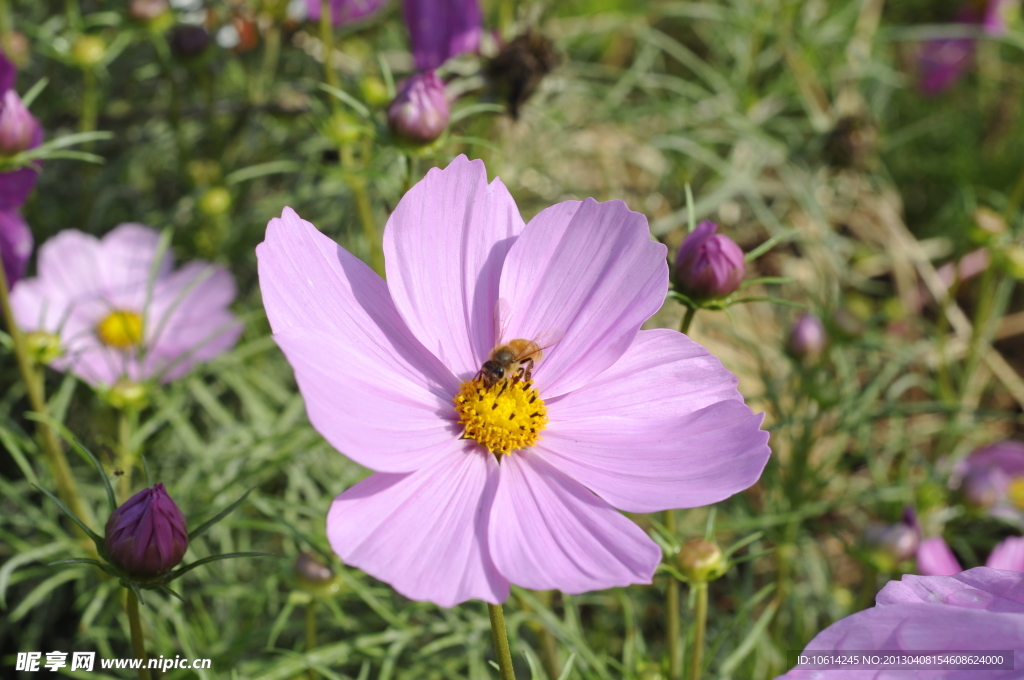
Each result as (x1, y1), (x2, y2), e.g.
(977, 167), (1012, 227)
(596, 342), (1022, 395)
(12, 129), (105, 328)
(521, 358), (535, 383)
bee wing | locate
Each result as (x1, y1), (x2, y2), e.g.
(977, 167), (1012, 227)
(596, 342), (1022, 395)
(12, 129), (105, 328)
(493, 297), (513, 345)
(532, 328), (564, 353)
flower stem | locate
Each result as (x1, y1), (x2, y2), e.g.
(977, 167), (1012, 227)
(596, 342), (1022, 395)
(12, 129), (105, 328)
(680, 306), (696, 335)
(306, 599), (318, 680)
(665, 509), (682, 680)
(689, 582), (708, 680)
(117, 408), (138, 501)
(487, 603), (516, 680)
(126, 589), (152, 680)
(80, 69), (98, 135)
(0, 254), (92, 532)
(318, 0), (339, 91)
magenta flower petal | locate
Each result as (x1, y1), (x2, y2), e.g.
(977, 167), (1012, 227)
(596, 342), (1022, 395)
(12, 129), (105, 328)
(488, 452), (661, 593)
(276, 328), (461, 473)
(307, 0), (388, 26)
(877, 568), (1024, 609)
(987, 537), (1024, 571)
(404, 0), (482, 70)
(548, 329), (742, 420)
(540, 401), (768, 513)
(326, 450), (509, 606)
(0, 50), (14, 93)
(498, 199), (668, 397)
(383, 156), (525, 378)
(0, 209), (31, 287)
(917, 536), (963, 576)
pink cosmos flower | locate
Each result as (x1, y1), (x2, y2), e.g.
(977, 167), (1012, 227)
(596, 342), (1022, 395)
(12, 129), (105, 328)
(257, 155), (771, 607)
(404, 0), (482, 71)
(917, 535), (1024, 575)
(0, 51), (42, 211)
(10, 224), (242, 386)
(781, 568), (1024, 679)
(306, 0), (388, 27)
(951, 440), (1024, 524)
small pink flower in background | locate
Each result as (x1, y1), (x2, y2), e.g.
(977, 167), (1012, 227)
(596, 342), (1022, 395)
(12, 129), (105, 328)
(404, 0), (482, 71)
(10, 224), (242, 386)
(0, 209), (31, 286)
(984, 0), (1019, 35)
(257, 155), (771, 607)
(787, 314), (827, 361)
(951, 440), (1024, 523)
(387, 70), (450, 144)
(673, 220), (746, 301)
(781, 568), (1024, 678)
(917, 535), (1024, 575)
(306, 0), (388, 27)
(918, 0), (1019, 95)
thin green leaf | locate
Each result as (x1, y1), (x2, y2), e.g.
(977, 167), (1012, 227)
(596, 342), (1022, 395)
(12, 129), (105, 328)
(0, 543), (65, 608)
(25, 413), (116, 511)
(738, 276), (795, 289)
(744, 229), (799, 262)
(32, 485), (104, 546)
(318, 84), (371, 118)
(556, 653), (577, 680)
(226, 160), (303, 185)
(685, 183), (695, 233)
(728, 296), (806, 309)
(9, 569), (83, 621)
(141, 454), (153, 488)
(449, 103), (506, 124)
(189, 488), (256, 541)
(21, 77), (49, 108)
(171, 551), (276, 579)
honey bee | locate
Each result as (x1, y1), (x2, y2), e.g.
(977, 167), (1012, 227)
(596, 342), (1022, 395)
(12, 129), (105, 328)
(477, 299), (563, 388)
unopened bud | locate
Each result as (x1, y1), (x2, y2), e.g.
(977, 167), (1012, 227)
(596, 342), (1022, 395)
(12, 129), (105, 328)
(387, 71), (450, 146)
(72, 35), (107, 68)
(863, 508), (920, 570)
(105, 378), (150, 411)
(198, 187), (231, 217)
(360, 76), (390, 107)
(787, 313), (827, 360)
(325, 110), (365, 145)
(0, 90), (41, 155)
(105, 483), (188, 578)
(25, 331), (63, 365)
(677, 538), (725, 583)
(295, 551), (341, 596)
(171, 25), (211, 59)
(0, 209), (31, 287)
(673, 221), (745, 302)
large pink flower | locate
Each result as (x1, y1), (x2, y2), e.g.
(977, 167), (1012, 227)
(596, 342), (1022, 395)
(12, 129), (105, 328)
(10, 224), (242, 386)
(257, 156), (770, 607)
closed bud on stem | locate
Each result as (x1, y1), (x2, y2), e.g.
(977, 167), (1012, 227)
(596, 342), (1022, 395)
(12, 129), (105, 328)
(0, 90), (41, 155)
(25, 331), (63, 365)
(673, 221), (745, 301)
(863, 507), (920, 571)
(387, 71), (450, 145)
(677, 538), (726, 583)
(104, 378), (151, 411)
(198, 187), (232, 217)
(295, 551), (341, 596)
(72, 35), (107, 69)
(788, 313), (827, 361)
(105, 483), (188, 578)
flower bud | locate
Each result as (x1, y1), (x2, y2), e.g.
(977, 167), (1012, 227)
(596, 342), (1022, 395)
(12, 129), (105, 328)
(295, 551), (341, 596)
(25, 331), (63, 365)
(171, 25), (211, 59)
(952, 440), (1024, 510)
(673, 221), (745, 301)
(0, 209), (31, 287)
(387, 71), (450, 146)
(677, 538), (726, 583)
(104, 378), (151, 412)
(72, 35), (107, 69)
(0, 90), (41, 155)
(198, 187), (231, 217)
(787, 313), (827, 361)
(863, 507), (920, 570)
(105, 483), (188, 578)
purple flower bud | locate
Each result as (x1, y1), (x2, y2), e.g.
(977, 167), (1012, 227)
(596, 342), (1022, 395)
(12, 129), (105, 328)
(865, 507), (921, 567)
(0, 89), (41, 155)
(984, 0), (1018, 36)
(673, 221), (745, 301)
(387, 71), (450, 145)
(307, 0), (388, 27)
(0, 209), (31, 287)
(0, 49), (14, 93)
(787, 314), (827, 360)
(105, 483), (188, 578)
(170, 25), (211, 59)
(404, 0), (482, 71)
(918, 37), (974, 95)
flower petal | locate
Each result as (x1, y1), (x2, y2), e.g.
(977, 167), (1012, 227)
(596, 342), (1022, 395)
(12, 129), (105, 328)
(878, 567), (1024, 611)
(97, 224), (173, 309)
(548, 329), (742, 420)
(383, 155), (526, 379)
(987, 537), (1024, 572)
(489, 451), (661, 593)
(538, 400), (769, 513)
(916, 537), (962, 577)
(498, 198), (668, 397)
(258, 208), (461, 472)
(327, 449), (509, 607)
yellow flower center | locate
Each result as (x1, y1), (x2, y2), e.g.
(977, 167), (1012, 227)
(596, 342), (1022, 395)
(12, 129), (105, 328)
(95, 310), (144, 349)
(1008, 477), (1024, 510)
(454, 376), (548, 456)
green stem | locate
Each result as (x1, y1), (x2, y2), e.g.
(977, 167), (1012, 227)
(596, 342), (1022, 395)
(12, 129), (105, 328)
(487, 603), (516, 680)
(126, 590), (152, 680)
(80, 69), (98, 135)
(689, 583), (708, 680)
(318, 0), (339, 92)
(665, 510), (682, 680)
(681, 306), (696, 335)
(0, 250), (92, 532)
(306, 600), (318, 680)
(117, 409), (137, 501)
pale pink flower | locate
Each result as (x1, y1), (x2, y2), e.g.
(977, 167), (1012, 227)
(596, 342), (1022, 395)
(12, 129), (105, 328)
(917, 535), (1024, 575)
(10, 224), (242, 386)
(257, 156), (770, 606)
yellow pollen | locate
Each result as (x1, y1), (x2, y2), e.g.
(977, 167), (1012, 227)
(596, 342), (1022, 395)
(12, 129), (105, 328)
(454, 377), (548, 456)
(95, 310), (144, 349)
(1008, 477), (1024, 510)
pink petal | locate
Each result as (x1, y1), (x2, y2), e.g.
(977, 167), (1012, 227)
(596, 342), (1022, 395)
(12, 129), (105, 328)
(489, 451), (661, 593)
(258, 208), (460, 472)
(547, 329), (743, 420)
(539, 400), (769, 513)
(32, 229), (104, 308)
(916, 536), (962, 576)
(97, 224), (173, 309)
(498, 199), (668, 398)
(276, 328), (460, 473)
(383, 155), (525, 379)
(327, 449), (509, 607)
(878, 567), (1024, 611)
(986, 537), (1024, 572)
